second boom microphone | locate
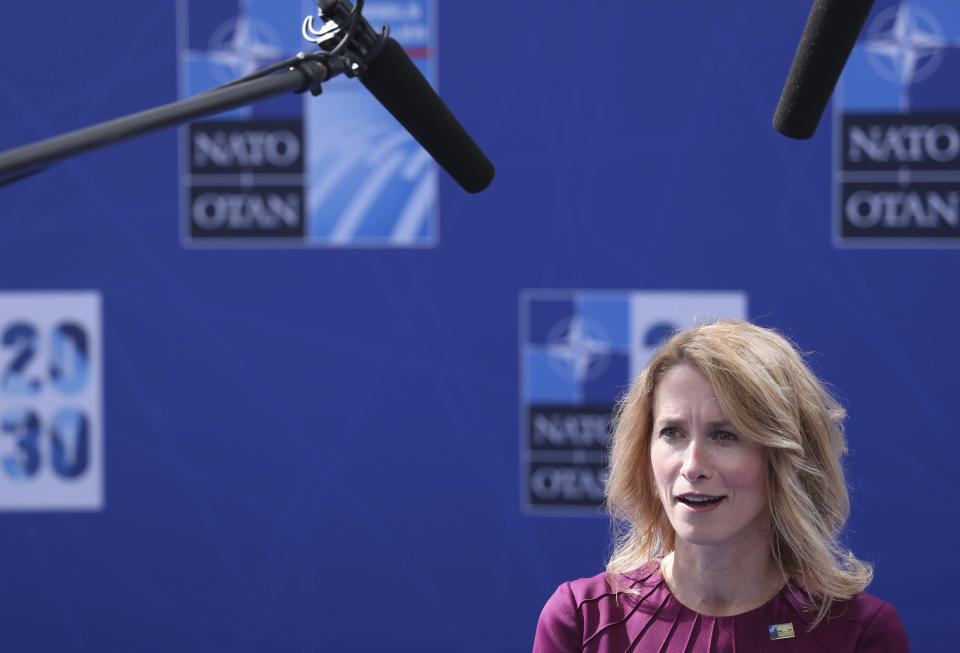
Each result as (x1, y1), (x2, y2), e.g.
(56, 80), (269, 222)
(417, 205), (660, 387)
(773, 0), (876, 140)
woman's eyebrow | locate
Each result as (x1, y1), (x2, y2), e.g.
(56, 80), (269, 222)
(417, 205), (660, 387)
(705, 420), (735, 429)
(652, 415), (684, 425)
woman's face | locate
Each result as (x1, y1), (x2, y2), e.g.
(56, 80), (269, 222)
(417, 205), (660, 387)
(650, 364), (769, 550)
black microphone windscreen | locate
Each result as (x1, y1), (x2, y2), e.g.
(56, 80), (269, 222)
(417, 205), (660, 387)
(773, 0), (875, 140)
(360, 37), (495, 193)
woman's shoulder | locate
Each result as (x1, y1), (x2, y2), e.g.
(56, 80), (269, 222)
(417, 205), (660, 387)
(775, 586), (909, 651)
(533, 563), (666, 653)
(832, 590), (909, 650)
(561, 562), (661, 604)
(842, 590), (900, 621)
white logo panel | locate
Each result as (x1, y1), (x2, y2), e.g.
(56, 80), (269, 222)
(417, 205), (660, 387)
(628, 292), (749, 379)
(0, 292), (103, 510)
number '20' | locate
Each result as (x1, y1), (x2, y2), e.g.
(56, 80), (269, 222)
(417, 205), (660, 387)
(2, 322), (89, 394)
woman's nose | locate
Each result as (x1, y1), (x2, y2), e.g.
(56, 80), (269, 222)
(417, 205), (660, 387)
(680, 437), (712, 481)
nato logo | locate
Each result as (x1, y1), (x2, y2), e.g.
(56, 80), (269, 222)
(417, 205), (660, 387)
(835, 0), (960, 245)
(177, 0), (439, 247)
(0, 292), (103, 511)
(520, 290), (747, 513)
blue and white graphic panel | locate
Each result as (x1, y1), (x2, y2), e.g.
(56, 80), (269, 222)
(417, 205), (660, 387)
(0, 292), (103, 510)
(177, 0), (439, 247)
(520, 290), (747, 514)
(835, 0), (960, 245)
(627, 292), (749, 379)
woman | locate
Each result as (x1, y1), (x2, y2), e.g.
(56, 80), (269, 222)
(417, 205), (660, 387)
(533, 320), (908, 651)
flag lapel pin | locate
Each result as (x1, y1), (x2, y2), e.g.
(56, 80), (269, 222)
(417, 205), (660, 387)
(768, 623), (796, 640)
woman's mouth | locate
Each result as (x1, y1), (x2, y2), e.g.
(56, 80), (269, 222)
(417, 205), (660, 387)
(676, 494), (725, 511)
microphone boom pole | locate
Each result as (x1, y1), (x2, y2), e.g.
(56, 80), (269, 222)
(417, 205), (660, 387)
(0, 62), (326, 187)
(0, 0), (495, 192)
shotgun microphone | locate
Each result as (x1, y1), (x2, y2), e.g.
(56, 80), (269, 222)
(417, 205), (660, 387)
(773, 0), (876, 140)
(305, 0), (494, 192)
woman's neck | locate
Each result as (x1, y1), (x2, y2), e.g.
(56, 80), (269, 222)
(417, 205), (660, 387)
(661, 541), (785, 617)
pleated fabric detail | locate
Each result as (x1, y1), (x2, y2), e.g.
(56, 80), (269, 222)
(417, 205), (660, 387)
(535, 563), (908, 651)
(568, 563), (857, 652)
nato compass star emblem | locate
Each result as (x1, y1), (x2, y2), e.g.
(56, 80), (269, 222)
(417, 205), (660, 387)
(544, 316), (612, 383)
(862, 3), (949, 107)
(206, 15), (286, 84)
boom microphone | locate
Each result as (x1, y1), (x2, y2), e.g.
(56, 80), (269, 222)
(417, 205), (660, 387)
(308, 0), (494, 193)
(773, 0), (875, 140)
(360, 37), (494, 193)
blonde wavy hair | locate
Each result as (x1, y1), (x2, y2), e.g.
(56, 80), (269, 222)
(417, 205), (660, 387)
(605, 320), (872, 628)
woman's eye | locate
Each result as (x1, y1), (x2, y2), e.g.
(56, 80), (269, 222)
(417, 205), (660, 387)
(659, 427), (680, 439)
(714, 430), (738, 442)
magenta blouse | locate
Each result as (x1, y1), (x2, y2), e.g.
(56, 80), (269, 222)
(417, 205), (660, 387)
(533, 564), (908, 652)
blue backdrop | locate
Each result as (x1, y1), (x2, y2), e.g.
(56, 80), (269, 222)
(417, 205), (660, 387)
(0, 0), (952, 650)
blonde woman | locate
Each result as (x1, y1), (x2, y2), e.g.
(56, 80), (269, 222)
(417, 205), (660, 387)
(533, 321), (907, 652)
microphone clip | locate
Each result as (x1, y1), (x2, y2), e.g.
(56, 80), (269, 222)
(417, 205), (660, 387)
(301, 0), (389, 81)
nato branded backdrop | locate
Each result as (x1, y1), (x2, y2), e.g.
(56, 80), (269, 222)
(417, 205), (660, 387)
(0, 0), (954, 649)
